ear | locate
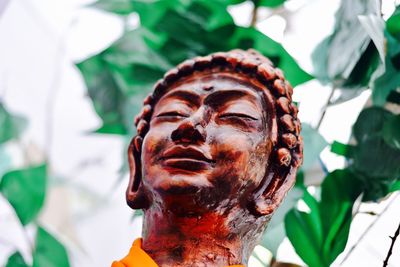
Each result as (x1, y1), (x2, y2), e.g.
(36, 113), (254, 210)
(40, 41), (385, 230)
(126, 136), (150, 209)
(250, 166), (297, 216)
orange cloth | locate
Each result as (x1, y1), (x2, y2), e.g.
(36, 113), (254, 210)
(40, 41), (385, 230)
(112, 239), (245, 267)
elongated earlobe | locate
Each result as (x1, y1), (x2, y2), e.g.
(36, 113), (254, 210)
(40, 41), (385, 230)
(250, 166), (297, 216)
(126, 136), (150, 209)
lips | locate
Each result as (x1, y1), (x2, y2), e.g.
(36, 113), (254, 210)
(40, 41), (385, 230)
(161, 145), (214, 171)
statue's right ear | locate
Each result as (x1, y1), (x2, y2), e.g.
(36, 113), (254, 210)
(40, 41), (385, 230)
(126, 136), (150, 209)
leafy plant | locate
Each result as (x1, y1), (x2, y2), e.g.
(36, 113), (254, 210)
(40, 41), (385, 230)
(285, 170), (362, 267)
(285, 2), (400, 266)
(78, 0), (312, 135)
(0, 104), (27, 144)
(2, 0), (399, 266)
(0, 104), (70, 267)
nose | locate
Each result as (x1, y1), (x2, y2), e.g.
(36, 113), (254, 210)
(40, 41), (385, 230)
(171, 109), (208, 144)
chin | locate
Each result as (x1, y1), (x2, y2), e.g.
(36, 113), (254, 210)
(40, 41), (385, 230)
(152, 171), (213, 194)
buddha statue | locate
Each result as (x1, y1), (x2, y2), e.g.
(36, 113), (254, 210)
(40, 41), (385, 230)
(112, 49), (303, 267)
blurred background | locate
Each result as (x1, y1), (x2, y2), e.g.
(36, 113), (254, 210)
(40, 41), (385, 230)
(0, 0), (400, 266)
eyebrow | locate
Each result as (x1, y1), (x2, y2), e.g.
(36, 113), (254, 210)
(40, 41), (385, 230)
(158, 89), (201, 106)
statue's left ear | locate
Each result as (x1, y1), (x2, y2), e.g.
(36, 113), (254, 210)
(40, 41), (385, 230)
(126, 136), (150, 209)
(250, 166), (297, 216)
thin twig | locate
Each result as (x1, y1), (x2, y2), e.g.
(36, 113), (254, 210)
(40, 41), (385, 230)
(250, 1), (259, 27)
(340, 193), (399, 265)
(383, 220), (400, 267)
(316, 86), (336, 130)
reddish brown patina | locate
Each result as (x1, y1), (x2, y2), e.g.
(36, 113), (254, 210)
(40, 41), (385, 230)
(125, 49), (303, 266)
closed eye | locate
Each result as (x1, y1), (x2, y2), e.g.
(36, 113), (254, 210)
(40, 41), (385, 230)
(219, 113), (258, 121)
(156, 111), (188, 118)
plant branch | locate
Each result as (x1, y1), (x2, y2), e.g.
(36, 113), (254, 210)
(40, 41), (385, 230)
(316, 86), (336, 130)
(340, 193), (399, 265)
(250, 1), (259, 27)
(383, 219), (400, 267)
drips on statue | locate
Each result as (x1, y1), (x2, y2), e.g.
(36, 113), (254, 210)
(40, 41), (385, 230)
(112, 49), (303, 267)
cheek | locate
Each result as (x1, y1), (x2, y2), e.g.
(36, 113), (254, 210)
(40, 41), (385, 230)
(142, 127), (170, 167)
(211, 128), (269, 186)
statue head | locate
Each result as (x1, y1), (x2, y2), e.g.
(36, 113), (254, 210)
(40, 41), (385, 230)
(126, 49), (302, 219)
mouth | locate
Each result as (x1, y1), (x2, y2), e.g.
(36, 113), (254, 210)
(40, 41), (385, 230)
(161, 145), (215, 171)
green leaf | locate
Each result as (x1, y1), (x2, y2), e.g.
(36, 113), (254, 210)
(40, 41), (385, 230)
(133, 0), (183, 29)
(5, 251), (29, 267)
(79, 0), (312, 136)
(0, 164), (47, 225)
(371, 30), (400, 105)
(32, 227), (70, 267)
(285, 209), (325, 267)
(0, 104), (27, 144)
(89, 0), (136, 15)
(389, 180), (400, 192)
(353, 107), (393, 143)
(0, 145), (12, 178)
(104, 29), (171, 72)
(383, 114), (400, 149)
(351, 107), (400, 185)
(387, 6), (400, 40)
(343, 41), (380, 88)
(301, 124), (328, 170)
(320, 169), (362, 262)
(330, 141), (355, 158)
(77, 55), (128, 135)
(257, 0), (285, 8)
(360, 175), (397, 201)
(312, 0), (380, 88)
(358, 15), (385, 62)
(229, 27), (313, 86)
(286, 170), (363, 266)
(217, 0), (246, 5)
(387, 90), (400, 104)
(352, 136), (400, 180)
(154, 1), (235, 62)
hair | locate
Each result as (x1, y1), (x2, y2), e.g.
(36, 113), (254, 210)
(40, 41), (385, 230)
(127, 49), (303, 215)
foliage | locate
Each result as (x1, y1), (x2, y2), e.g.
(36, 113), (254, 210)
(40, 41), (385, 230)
(253, 0), (286, 8)
(343, 107), (400, 201)
(75, 0), (400, 266)
(5, 252), (28, 267)
(0, 104), (70, 267)
(285, 170), (362, 267)
(0, 165), (47, 225)
(371, 28), (400, 105)
(0, 103), (27, 144)
(2, 0), (400, 266)
(32, 227), (70, 267)
(285, 2), (400, 266)
(5, 227), (70, 267)
(78, 0), (312, 134)
(312, 0), (381, 87)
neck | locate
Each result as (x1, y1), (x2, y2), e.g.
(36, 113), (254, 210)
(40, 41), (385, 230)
(140, 201), (267, 267)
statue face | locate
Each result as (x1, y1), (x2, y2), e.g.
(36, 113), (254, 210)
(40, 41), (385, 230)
(141, 72), (273, 207)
